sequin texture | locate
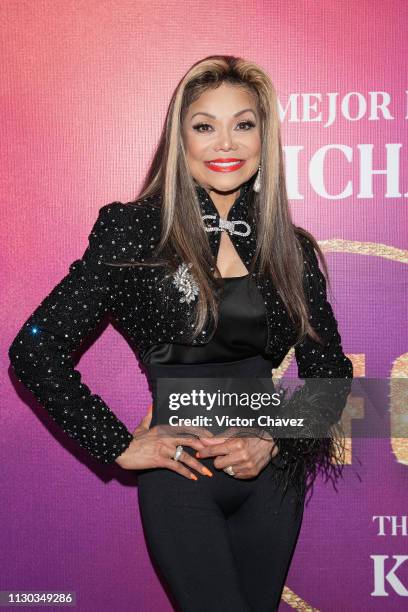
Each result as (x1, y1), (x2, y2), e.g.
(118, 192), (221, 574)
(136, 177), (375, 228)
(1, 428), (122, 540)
(8, 182), (353, 471)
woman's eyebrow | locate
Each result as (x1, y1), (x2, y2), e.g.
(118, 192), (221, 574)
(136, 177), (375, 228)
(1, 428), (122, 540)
(191, 108), (257, 120)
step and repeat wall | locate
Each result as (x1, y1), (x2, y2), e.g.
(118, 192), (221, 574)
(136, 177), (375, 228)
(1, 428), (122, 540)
(2, 1), (407, 610)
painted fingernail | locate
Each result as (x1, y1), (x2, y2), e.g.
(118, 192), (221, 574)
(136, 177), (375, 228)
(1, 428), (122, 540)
(202, 467), (213, 477)
(190, 474), (198, 481)
(195, 452), (200, 458)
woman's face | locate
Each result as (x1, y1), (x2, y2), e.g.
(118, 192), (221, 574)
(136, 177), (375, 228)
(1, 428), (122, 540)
(182, 82), (261, 195)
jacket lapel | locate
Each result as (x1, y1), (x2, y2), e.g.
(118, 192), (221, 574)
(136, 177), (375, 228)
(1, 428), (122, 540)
(194, 176), (259, 273)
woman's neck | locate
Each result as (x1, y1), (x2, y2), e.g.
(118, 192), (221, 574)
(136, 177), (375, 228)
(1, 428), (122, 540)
(207, 187), (241, 218)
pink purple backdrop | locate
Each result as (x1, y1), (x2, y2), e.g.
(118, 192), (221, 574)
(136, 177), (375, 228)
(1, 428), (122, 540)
(2, 1), (407, 610)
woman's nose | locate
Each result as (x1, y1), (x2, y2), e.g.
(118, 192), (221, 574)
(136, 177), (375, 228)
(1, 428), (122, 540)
(214, 128), (237, 150)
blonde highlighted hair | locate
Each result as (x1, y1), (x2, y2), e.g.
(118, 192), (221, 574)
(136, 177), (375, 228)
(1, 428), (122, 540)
(127, 55), (331, 345)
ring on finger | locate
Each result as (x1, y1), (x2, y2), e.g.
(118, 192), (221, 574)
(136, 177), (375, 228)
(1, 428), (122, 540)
(224, 465), (235, 476)
(173, 445), (183, 461)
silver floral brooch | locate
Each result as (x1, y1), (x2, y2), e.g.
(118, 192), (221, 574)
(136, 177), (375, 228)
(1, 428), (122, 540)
(172, 262), (199, 304)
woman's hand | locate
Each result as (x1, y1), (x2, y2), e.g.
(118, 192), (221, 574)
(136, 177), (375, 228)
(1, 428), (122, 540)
(196, 429), (279, 479)
(115, 405), (215, 480)
(131, 403), (153, 436)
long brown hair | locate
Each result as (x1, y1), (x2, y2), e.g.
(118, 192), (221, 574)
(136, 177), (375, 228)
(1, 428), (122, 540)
(122, 55), (332, 345)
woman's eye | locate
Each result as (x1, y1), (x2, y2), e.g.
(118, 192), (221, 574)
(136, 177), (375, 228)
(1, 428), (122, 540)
(237, 120), (256, 130)
(192, 123), (212, 132)
(192, 120), (256, 133)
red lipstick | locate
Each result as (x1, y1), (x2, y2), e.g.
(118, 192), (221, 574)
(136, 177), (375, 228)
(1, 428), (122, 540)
(204, 158), (246, 173)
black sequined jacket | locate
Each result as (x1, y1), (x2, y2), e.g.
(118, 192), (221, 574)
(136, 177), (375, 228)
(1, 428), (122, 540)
(8, 179), (353, 490)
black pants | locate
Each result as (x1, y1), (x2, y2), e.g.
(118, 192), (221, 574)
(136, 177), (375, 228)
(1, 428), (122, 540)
(137, 355), (306, 612)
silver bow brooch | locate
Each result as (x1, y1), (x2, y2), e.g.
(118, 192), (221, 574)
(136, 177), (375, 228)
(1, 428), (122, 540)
(172, 216), (251, 304)
(201, 215), (251, 237)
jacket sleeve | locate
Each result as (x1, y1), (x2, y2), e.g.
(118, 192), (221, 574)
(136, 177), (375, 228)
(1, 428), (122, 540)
(293, 233), (353, 434)
(294, 233), (353, 381)
(8, 202), (135, 464)
(270, 233), (353, 509)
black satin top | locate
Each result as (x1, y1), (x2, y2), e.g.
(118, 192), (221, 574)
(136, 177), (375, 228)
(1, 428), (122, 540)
(139, 273), (269, 365)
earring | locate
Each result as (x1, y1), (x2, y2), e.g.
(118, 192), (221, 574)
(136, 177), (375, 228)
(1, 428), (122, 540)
(253, 164), (261, 193)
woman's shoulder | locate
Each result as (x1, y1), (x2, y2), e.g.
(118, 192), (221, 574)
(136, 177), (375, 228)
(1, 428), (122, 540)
(292, 225), (330, 295)
(293, 225), (319, 256)
(93, 195), (161, 234)
(96, 194), (161, 222)
(292, 225), (328, 280)
(88, 196), (161, 262)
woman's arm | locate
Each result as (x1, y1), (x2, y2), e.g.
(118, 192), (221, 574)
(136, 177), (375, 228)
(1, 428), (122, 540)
(294, 233), (353, 381)
(8, 202), (135, 464)
(274, 234), (353, 469)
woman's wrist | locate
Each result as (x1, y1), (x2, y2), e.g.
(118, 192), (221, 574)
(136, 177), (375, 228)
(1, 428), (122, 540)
(268, 439), (279, 460)
(115, 435), (141, 465)
(258, 429), (277, 458)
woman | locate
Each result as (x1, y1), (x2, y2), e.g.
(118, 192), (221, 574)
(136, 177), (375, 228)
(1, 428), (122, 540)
(9, 55), (353, 611)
